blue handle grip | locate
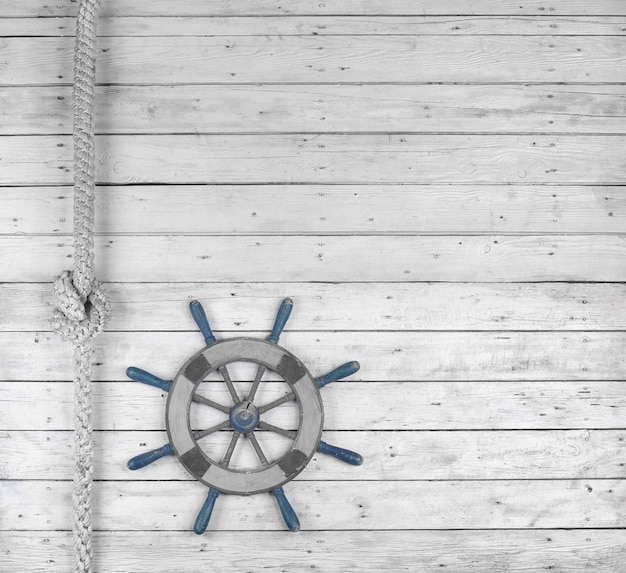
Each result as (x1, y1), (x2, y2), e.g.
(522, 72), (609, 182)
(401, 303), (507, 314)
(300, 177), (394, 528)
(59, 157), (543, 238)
(194, 488), (220, 535)
(317, 441), (363, 466)
(315, 361), (360, 389)
(127, 443), (173, 470)
(268, 298), (293, 344)
(126, 367), (172, 392)
(189, 300), (217, 345)
(272, 487), (300, 532)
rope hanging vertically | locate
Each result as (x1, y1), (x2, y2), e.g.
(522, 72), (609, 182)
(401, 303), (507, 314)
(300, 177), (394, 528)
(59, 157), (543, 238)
(51, 0), (110, 571)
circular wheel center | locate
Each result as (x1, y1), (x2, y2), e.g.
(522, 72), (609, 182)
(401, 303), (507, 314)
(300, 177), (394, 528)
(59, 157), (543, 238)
(229, 401), (260, 433)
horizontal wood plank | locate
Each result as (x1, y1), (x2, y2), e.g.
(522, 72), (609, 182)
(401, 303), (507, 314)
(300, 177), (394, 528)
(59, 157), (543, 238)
(3, 330), (625, 382)
(3, 479), (624, 530)
(3, 185), (623, 235)
(3, 430), (624, 480)
(4, 235), (626, 282)
(4, 16), (626, 37)
(4, 36), (626, 85)
(4, 282), (624, 332)
(2, 530), (625, 572)
(3, 135), (625, 185)
(5, 85), (626, 135)
(5, 85), (626, 136)
(12, 1), (626, 17)
(1, 380), (623, 430)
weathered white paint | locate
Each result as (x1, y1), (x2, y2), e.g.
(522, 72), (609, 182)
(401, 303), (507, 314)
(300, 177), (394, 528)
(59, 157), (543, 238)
(10, 1), (626, 17)
(4, 85), (626, 135)
(4, 479), (625, 530)
(1, 381), (624, 431)
(3, 186), (624, 234)
(4, 235), (626, 282)
(3, 430), (625, 480)
(2, 330), (625, 381)
(2, 282), (623, 331)
(1, 4), (624, 571)
(5, 36), (626, 85)
(3, 134), (626, 185)
(5, 16), (626, 37)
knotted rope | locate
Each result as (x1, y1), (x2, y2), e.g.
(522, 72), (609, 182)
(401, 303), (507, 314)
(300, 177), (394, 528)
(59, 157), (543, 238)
(51, 0), (110, 571)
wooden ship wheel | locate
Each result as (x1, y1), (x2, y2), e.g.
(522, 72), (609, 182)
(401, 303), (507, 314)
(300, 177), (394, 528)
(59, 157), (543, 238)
(126, 298), (363, 533)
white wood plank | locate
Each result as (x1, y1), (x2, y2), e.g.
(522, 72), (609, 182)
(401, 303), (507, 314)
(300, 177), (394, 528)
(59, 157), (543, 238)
(12, 1), (626, 17)
(3, 530), (625, 573)
(4, 36), (626, 85)
(4, 85), (626, 135)
(4, 235), (626, 282)
(3, 430), (624, 481)
(3, 331), (625, 382)
(3, 135), (624, 185)
(5, 16), (626, 37)
(3, 185), (623, 235)
(1, 380), (623, 430)
(3, 479), (624, 530)
(4, 282), (624, 332)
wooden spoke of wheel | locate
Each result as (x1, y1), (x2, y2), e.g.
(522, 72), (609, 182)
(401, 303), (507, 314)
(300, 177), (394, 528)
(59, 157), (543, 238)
(192, 393), (231, 414)
(247, 432), (269, 468)
(258, 391), (295, 414)
(257, 420), (297, 440)
(193, 420), (231, 440)
(221, 431), (241, 467)
(219, 366), (240, 403)
(247, 364), (266, 402)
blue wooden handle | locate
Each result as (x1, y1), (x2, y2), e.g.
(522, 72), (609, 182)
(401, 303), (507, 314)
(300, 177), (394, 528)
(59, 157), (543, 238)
(194, 488), (220, 535)
(315, 361), (360, 389)
(272, 487), (300, 532)
(126, 367), (172, 392)
(127, 443), (173, 470)
(268, 298), (293, 344)
(189, 300), (216, 345)
(317, 441), (363, 466)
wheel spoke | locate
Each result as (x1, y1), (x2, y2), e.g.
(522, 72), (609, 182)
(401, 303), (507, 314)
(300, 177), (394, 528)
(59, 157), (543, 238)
(192, 393), (230, 414)
(258, 391), (295, 414)
(194, 420), (231, 440)
(219, 366), (240, 403)
(247, 432), (269, 467)
(222, 431), (240, 467)
(247, 364), (266, 402)
(258, 421), (296, 440)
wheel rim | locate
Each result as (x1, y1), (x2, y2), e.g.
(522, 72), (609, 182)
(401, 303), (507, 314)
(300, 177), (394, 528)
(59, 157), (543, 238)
(166, 337), (324, 495)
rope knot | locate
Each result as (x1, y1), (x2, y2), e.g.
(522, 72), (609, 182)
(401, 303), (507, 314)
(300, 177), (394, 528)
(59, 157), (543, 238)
(52, 270), (110, 344)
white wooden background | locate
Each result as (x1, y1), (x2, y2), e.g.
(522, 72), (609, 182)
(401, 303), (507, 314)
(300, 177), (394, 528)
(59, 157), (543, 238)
(2, 1), (626, 571)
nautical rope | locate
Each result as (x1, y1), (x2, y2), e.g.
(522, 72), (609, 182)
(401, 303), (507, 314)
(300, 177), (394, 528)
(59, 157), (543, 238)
(51, 0), (110, 571)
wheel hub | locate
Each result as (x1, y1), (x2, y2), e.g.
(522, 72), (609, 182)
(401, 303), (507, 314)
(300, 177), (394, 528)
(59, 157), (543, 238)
(229, 400), (260, 433)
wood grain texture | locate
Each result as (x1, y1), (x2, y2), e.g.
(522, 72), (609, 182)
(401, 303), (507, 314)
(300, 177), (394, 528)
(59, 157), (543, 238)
(3, 185), (623, 234)
(3, 282), (624, 331)
(3, 530), (625, 573)
(5, 16), (626, 37)
(3, 135), (625, 185)
(4, 85), (626, 135)
(4, 479), (624, 530)
(3, 430), (625, 480)
(11, 1), (626, 17)
(5, 330), (623, 381)
(4, 235), (625, 282)
(1, 2), (624, 570)
(1, 379), (624, 430)
(4, 36), (626, 85)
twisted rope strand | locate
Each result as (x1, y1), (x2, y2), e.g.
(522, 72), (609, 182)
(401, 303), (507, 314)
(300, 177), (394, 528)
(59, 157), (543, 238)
(51, 1), (109, 571)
